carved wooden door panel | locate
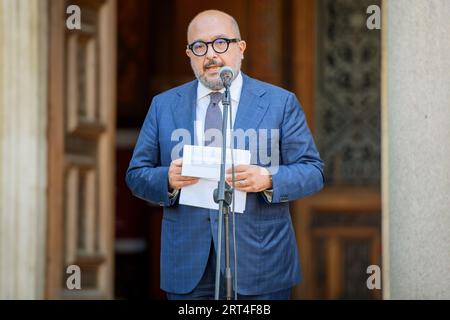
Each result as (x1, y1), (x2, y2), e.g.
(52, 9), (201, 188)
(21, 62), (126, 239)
(47, 0), (116, 299)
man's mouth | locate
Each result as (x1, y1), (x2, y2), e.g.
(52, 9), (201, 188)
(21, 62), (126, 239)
(204, 64), (222, 73)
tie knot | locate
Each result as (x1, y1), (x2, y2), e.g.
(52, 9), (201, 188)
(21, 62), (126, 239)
(209, 92), (223, 105)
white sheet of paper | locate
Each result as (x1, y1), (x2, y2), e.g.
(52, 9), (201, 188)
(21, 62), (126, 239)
(181, 145), (251, 179)
(179, 145), (251, 213)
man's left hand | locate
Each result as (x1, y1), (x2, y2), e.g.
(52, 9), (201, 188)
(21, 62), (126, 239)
(225, 165), (272, 192)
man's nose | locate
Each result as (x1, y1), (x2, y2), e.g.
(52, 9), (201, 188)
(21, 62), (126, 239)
(205, 43), (218, 59)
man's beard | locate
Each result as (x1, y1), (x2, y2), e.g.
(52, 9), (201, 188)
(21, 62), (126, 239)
(191, 59), (240, 90)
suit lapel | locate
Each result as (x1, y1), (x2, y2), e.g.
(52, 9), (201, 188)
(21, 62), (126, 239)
(233, 74), (268, 132)
(172, 80), (198, 146)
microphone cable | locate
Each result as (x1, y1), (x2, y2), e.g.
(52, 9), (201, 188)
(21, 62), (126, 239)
(228, 98), (238, 300)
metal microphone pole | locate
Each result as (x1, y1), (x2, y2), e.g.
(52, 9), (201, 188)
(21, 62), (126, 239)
(213, 81), (233, 300)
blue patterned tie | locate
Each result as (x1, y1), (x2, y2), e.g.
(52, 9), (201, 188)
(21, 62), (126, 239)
(204, 92), (224, 147)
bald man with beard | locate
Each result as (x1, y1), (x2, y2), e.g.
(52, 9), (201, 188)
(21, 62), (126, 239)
(126, 10), (324, 300)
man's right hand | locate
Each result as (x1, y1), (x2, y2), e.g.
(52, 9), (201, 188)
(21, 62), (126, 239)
(168, 158), (199, 191)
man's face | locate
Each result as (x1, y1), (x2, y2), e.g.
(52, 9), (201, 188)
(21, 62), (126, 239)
(186, 14), (246, 90)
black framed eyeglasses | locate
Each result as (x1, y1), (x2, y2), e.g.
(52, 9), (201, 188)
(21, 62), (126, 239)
(187, 38), (240, 57)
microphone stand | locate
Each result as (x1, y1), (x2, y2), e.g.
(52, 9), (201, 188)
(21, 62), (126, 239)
(213, 82), (233, 300)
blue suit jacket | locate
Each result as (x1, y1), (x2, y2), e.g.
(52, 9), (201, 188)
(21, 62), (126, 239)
(126, 74), (324, 295)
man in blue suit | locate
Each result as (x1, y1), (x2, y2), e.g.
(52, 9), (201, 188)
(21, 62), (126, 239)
(126, 9), (324, 300)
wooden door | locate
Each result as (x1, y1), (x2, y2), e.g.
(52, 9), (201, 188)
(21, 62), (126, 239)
(47, 0), (117, 299)
(291, 0), (382, 299)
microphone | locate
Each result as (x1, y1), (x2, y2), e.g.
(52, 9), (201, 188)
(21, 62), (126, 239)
(219, 66), (234, 87)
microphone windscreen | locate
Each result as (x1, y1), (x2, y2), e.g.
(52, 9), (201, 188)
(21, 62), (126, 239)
(219, 66), (234, 86)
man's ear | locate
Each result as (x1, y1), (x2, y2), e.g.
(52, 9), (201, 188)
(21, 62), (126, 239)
(186, 49), (191, 58)
(239, 40), (247, 56)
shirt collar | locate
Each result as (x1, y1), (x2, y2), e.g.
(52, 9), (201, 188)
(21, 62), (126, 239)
(197, 71), (243, 103)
